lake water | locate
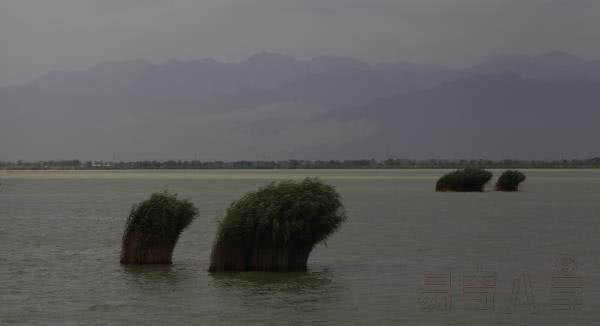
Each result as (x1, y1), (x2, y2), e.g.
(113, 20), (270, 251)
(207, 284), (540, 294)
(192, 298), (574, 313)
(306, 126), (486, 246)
(1, 169), (599, 325)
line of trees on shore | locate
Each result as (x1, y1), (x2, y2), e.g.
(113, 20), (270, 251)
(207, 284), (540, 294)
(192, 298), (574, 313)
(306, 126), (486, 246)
(1, 158), (600, 170)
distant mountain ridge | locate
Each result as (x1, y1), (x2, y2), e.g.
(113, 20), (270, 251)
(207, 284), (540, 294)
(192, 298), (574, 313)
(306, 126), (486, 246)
(314, 74), (600, 159)
(1, 52), (599, 160)
(471, 51), (600, 81)
(26, 51), (600, 94)
(25, 52), (457, 107)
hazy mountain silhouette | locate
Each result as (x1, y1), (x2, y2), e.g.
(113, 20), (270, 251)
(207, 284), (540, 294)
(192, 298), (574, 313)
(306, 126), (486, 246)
(471, 52), (600, 81)
(314, 74), (600, 159)
(25, 52), (455, 107)
(1, 52), (599, 160)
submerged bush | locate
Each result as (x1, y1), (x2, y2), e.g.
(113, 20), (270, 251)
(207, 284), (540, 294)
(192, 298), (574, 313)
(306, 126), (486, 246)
(435, 168), (493, 192)
(120, 192), (198, 265)
(209, 178), (346, 272)
(495, 170), (526, 191)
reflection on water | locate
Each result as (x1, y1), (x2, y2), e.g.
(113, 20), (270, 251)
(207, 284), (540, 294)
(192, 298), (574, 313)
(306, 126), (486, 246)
(120, 264), (188, 287)
(210, 268), (336, 294)
(209, 268), (342, 312)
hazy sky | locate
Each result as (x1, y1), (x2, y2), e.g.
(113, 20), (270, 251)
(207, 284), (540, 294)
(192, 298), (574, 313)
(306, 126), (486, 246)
(1, 0), (599, 86)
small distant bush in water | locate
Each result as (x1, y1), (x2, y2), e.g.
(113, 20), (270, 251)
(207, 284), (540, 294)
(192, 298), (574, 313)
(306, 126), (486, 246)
(436, 168), (493, 192)
(495, 170), (526, 191)
(209, 178), (346, 272)
(120, 192), (198, 265)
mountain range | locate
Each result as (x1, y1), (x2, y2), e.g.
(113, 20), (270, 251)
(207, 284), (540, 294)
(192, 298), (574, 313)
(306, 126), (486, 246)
(1, 51), (599, 160)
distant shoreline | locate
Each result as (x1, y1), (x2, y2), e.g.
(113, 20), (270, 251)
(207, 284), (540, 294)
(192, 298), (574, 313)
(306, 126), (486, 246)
(2, 158), (599, 170)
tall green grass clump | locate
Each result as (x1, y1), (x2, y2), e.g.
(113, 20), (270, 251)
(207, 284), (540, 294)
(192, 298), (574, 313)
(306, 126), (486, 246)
(209, 178), (346, 272)
(435, 168), (493, 192)
(120, 192), (198, 265)
(495, 170), (526, 191)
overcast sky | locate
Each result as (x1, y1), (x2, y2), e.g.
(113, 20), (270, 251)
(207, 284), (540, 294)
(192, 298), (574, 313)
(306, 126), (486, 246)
(1, 0), (599, 86)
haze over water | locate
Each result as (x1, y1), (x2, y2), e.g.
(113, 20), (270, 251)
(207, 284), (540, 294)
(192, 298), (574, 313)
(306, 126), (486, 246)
(1, 169), (598, 325)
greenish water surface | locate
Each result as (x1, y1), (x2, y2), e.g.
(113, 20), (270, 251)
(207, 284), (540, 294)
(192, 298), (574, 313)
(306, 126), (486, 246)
(1, 169), (598, 325)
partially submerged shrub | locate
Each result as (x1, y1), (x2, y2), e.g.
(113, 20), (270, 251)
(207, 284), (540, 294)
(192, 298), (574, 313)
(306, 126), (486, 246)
(209, 178), (346, 272)
(495, 170), (526, 191)
(435, 168), (493, 192)
(120, 192), (198, 265)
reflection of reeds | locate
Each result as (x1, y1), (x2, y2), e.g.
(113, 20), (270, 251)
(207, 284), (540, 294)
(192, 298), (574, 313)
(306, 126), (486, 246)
(121, 264), (180, 286)
(209, 178), (346, 272)
(120, 192), (198, 265)
(210, 269), (335, 294)
(496, 170), (526, 191)
(436, 168), (493, 192)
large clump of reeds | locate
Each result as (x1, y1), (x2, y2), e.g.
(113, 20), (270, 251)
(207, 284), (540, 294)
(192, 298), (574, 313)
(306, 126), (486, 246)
(120, 192), (198, 265)
(209, 178), (346, 272)
(495, 170), (526, 191)
(435, 168), (493, 192)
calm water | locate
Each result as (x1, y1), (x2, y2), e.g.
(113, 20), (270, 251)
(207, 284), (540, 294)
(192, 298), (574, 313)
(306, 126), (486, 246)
(1, 169), (599, 325)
